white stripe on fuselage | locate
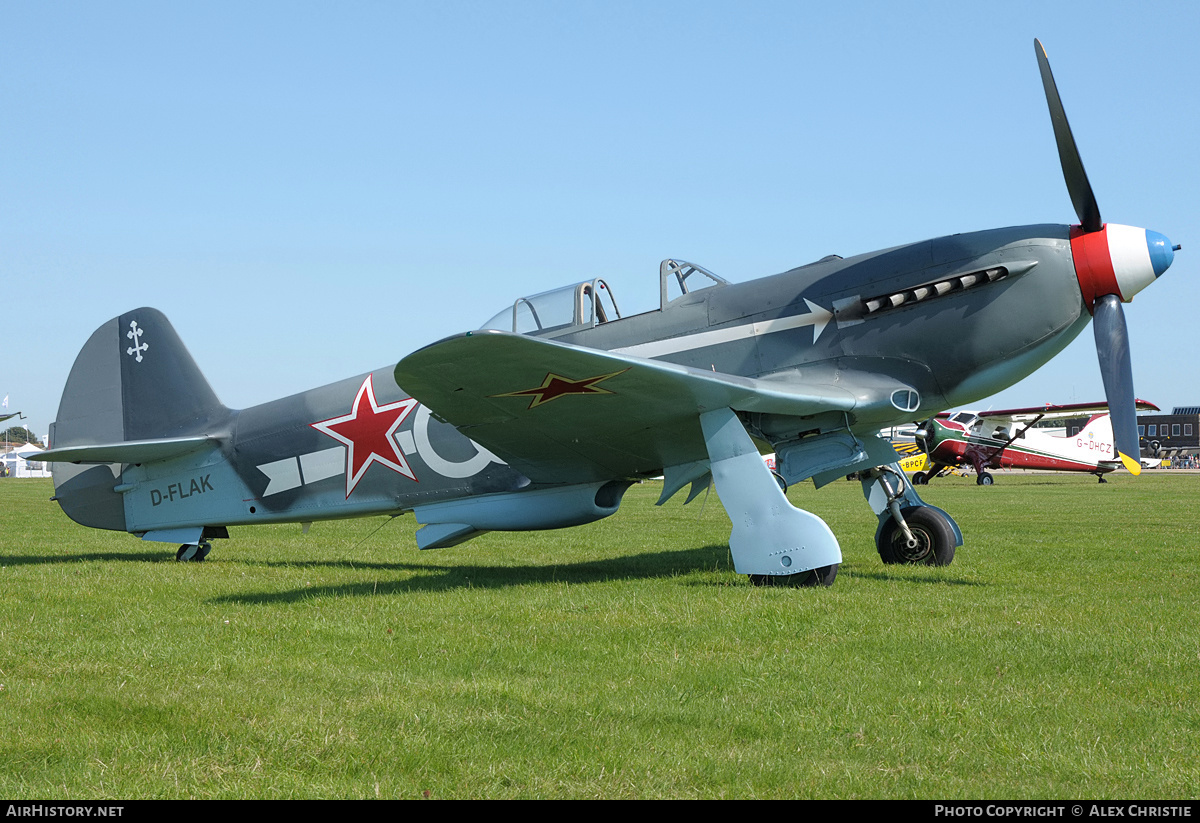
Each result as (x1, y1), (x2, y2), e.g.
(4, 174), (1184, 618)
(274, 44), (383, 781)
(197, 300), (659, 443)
(255, 406), (504, 497)
(611, 299), (833, 358)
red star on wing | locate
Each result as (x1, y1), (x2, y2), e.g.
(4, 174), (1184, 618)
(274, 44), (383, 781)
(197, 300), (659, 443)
(311, 374), (419, 498)
(491, 369), (628, 410)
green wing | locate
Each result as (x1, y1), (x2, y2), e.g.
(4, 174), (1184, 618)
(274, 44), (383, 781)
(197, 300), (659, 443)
(395, 330), (860, 483)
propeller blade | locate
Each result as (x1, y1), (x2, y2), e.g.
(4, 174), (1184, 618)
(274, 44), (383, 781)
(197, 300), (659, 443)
(1093, 294), (1142, 474)
(1035, 38), (1103, 233)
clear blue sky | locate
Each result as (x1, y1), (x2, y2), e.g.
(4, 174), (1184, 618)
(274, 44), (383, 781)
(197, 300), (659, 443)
(4, 1), (1197, 439)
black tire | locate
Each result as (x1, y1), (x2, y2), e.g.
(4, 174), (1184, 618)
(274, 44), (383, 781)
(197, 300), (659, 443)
(749, 564), (838, 588)
(976, 472), (994, 486)
(175, 543), (210, 562)
(912, 471), (927, 485)
(877, 507), (956, 566)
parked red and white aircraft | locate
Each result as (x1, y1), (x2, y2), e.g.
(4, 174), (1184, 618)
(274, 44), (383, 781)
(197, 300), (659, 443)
(912, 401), (1160, 485)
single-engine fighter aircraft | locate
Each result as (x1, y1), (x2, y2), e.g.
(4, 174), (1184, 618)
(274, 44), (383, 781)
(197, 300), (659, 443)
(912, 400), (1160, 485)
(36, 41), (1177, 586)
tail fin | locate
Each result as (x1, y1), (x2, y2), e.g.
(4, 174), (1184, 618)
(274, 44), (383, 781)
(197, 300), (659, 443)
(1078, 413), (1114, 441)
(46, 308), (230, 531)
(53, 308), (227, 446)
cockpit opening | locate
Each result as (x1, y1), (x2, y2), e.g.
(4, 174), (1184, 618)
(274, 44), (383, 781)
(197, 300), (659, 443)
(478, 258), (730, 338)
(659, 259), (728, 307)
(479, 279), (622, 336)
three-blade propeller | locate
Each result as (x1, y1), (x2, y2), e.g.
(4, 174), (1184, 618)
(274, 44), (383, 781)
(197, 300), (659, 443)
(1035, 38), (1175, 475)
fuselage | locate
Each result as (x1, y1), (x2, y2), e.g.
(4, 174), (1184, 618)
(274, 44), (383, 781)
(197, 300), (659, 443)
(47, 222), (1130, 539)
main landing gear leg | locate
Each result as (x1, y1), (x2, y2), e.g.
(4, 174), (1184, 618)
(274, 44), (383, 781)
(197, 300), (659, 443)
(859, 464), (962, 566)
(700, 409), (841, 587)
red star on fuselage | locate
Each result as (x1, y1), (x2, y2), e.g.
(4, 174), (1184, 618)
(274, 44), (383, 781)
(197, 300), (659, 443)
(311, 374), (419, 498)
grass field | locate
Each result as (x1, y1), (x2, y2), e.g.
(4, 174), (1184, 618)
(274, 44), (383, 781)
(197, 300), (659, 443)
(0, 474), (1197, 799)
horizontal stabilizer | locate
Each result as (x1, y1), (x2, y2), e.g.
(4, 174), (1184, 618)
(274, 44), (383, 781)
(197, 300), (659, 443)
(34, 436), (218, 465)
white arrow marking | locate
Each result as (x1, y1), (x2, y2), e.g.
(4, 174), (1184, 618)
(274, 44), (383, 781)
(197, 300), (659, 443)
(258, 457), (302, 496)
(611, 299), (833, 359)
(259, 447), (344, 496)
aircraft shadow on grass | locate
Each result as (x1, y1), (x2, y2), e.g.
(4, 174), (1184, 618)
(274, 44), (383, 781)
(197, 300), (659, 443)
(211, 543), (736, 605)
(0, 544), (981, 599)
(0, 549), (168, 566)
(210, 546), (984, 606)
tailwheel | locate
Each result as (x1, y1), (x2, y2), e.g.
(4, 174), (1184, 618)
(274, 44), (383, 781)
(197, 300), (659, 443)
(175, 541), (212, 562)
(877, 507), (955, 566)
(748, 564), (838, 588)
(976, 471), (994, 486)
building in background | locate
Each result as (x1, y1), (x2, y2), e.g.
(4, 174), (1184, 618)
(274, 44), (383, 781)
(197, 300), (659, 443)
(1, 444), (52, 478)
(1062, 406), (1198, 464)
(1137, 407), (1200, 462)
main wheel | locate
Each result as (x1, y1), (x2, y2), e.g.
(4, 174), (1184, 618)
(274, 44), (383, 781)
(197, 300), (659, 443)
(877, 507), (955, 566)
(912, 471), (927, 485)
(976, 472), (994, 486)
(175, 542), (211, 562)
(748, 564), (838, 588)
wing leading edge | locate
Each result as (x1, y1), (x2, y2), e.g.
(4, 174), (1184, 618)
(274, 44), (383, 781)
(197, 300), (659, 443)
(973, 399), (1160, 425)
